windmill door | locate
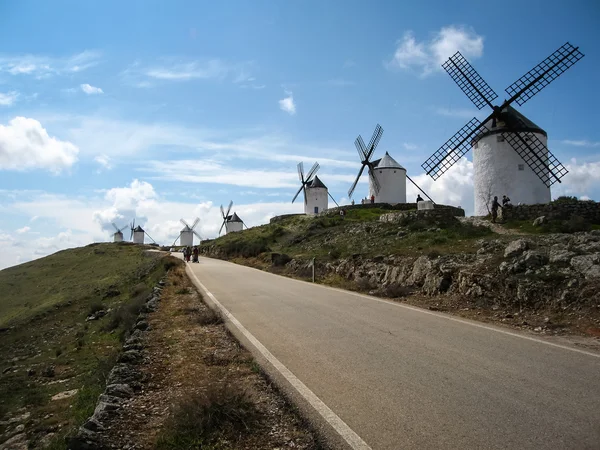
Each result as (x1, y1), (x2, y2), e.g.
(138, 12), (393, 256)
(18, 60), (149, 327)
(314, 207), (319, 214)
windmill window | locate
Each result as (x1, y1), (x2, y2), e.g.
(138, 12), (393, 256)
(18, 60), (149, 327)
(496, 135), (505, 142)
(518, 164), (525, 171)
(474, 141), (479, 149)
(394, 170), (396, 173)
(379, 170), (382, 174)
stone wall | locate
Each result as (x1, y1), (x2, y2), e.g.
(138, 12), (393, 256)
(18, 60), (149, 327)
(379, 207), (465, 223)
(322, 203), (465, 217)
(501, 200), (600, 223)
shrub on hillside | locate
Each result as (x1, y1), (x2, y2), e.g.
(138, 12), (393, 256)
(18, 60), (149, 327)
(558, 215), (591, 233)
(155, 383), (259, 449)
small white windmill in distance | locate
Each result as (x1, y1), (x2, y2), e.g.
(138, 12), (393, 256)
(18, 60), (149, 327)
(172, 217), (202, 247)
(111, 222), (128, 243)
(219, 201), (246, 235)
(292, 161), (338, 215)
(129, 218), (156, 245)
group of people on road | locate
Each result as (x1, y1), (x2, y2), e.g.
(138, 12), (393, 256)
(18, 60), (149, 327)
(491, 195), (512, 223)
(182, 246), (199, 263)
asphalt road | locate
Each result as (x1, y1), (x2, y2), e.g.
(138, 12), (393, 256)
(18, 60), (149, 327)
(185, 256), (600, 450)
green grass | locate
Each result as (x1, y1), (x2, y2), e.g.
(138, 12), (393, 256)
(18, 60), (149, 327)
(504, 216), (596, 234)
(201, 209), (495, 265)
(0, 243), (182, 445)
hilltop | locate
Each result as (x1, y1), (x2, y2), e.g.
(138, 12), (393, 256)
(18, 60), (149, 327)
(200, 205), (600, 339)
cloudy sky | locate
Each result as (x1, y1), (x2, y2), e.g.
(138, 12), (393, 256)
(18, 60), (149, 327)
(1, 0), (599, 269)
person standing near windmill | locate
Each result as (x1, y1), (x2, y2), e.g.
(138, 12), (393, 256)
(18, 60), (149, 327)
(491, 196), (503, 223)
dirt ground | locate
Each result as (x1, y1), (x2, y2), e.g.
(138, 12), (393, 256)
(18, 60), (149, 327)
(101, 266), (322, 449)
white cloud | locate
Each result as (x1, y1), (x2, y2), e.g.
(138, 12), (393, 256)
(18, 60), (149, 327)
(0, 117), (79, 172)
(0, 91), (19, 106)
(279, 91), (296, 115)
(402, 143), (418, 151)
(553, 159), (600, 197)
(141, 160), (356, 189)
(80, 83), (103, 95)
(433, 106), (479, 119)
(561, 140), (600, 148)
(94, 154), (112, 171)
(407, 157), (475, 214)
(123, 59), (256, 86)
(387, 26), (484, 76)
(16, 226), (30, 234)
(343, 59), (356, 68)
(0, 50), (100, 78)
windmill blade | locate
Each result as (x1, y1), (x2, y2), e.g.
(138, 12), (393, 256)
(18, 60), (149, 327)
(297, 161), (305, 182)
(355, 136), (367, 161)
(144, 231), (156, 244)
(242, 221), (248, 230)
(225, 200), (233, 219)
(305, 162), (320, 182)
(219, 220), (226, 236)
(180, 218), (191, 229)
(193, 230), (202, 241)
(328, 192), (339, 207)
(291, 184), (304, 203)
(119, 225), (128, 233)
(303, 185), (308, 205)
(422, 117), (488, 180)
(220, 204), (225, 219)
(505, 42), (584, 107)
(191, 217), (200, 230)
(366, 124), (383, 159)
(501, 116), (568, 187)
(368, 165), (381, 194)
(172, 233), (182, 247)
(442, 51), (498, 110)
(406, 174), (435, 204)
(112, 222), (119, 232)
(348, 164), (366, 198)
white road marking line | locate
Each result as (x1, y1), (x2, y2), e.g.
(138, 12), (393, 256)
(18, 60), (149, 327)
(202, 257), (600, 360)
(186, 265), (372, 450)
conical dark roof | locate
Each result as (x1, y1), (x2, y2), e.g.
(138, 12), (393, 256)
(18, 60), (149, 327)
(133, 225), (144, 232)
(475, 105), (546, 141)
(228, 212), (243, 222)
(309, 175), (327, 189)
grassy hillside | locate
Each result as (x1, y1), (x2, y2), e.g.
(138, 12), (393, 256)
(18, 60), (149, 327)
(0, 243), (179, 448)
(200, 208), (494, 262)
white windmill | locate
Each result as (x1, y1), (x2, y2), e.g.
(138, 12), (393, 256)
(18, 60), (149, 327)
(349, 124), (433, 204)
(172, 217), (202, 247)
(129, 219), (156, 245)
(422, 42), (584, 215)
(111, 223), (128, 243)
(291, 162), (338, 215)
(219, 201), (246, 235)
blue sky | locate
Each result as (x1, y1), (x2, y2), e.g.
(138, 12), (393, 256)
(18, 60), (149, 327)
(0, 0), (599, 268)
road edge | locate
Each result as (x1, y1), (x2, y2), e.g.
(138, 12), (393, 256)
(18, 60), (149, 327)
(185, 263), (373, 450)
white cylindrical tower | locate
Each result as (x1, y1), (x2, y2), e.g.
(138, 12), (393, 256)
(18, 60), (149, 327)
(473, 106), (550, 216)
(225, 213), (244, 233)
(133, 226), (145, 244)
(180, 230), (193, 247)
(305, 176), (328, 215)
(369, 152), (407, 204)
(113, 231), (123, 243)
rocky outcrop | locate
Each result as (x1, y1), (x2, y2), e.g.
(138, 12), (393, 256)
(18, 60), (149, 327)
(284, 231), (600, 314)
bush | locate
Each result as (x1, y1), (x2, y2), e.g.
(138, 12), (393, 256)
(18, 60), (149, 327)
(382, 283), (412, 298)
(558, 215), (591, 233)
(197, 307), (224, 326)
(88, 302), (105, 316)
(155, 384), (259, 449)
